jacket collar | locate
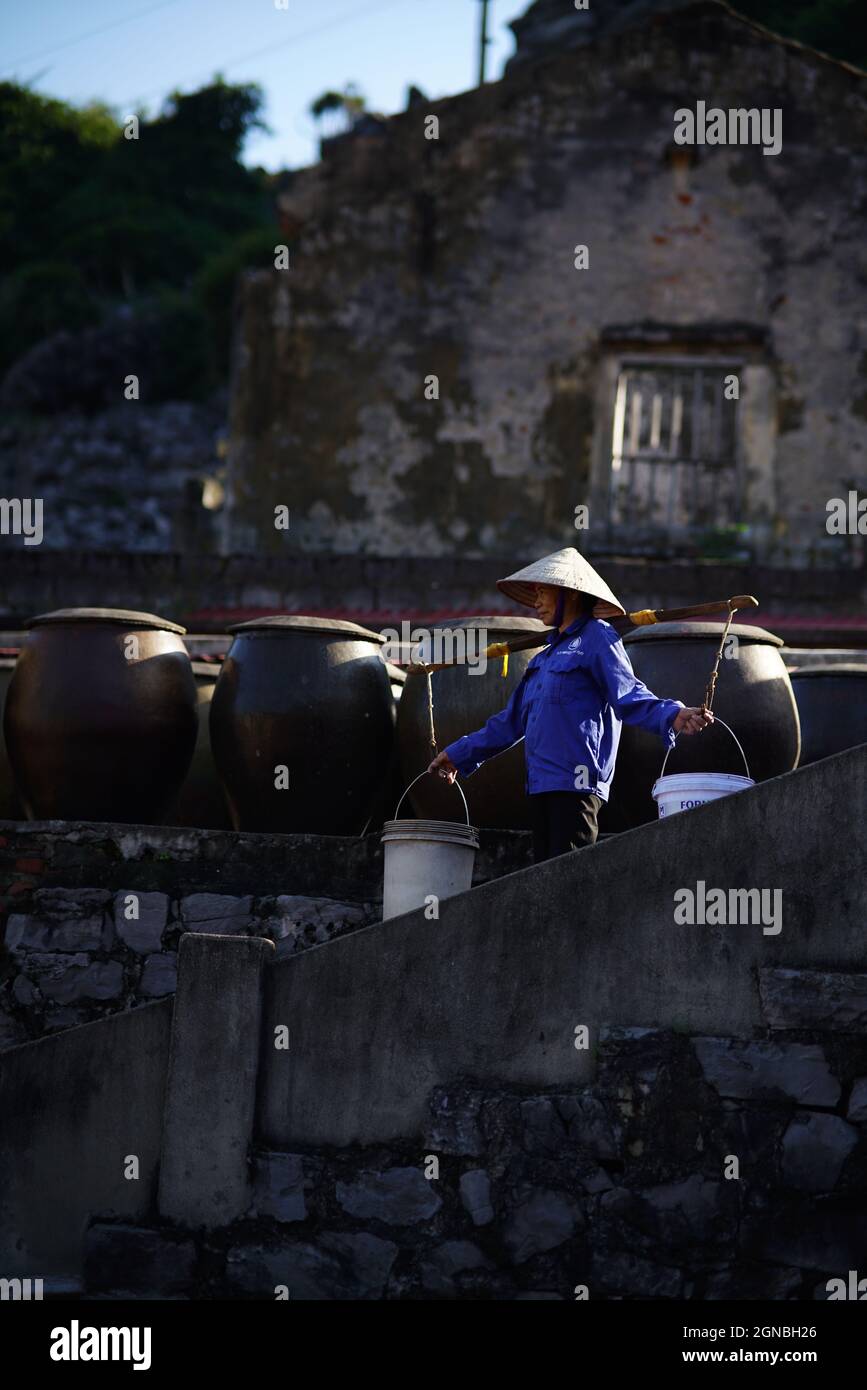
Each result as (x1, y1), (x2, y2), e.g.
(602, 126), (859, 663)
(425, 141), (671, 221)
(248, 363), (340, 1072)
(548, 615), (592, 649)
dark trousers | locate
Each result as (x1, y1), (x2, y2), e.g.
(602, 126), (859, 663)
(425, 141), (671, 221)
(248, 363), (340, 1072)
(529, 791), (603, 864)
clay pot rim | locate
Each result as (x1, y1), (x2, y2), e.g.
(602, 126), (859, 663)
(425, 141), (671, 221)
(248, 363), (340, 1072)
(790, 663), (867, 678)
(425, 615), (548, 632)
(26, 607), (186, 634)
(624, 620), (783, 647)
(227, 614), (385, 642)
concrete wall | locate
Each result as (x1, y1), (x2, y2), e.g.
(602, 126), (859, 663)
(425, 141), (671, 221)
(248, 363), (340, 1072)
(259, 743), (867, 1147)
(0, 999), (171, 1277)
(2, 552), (863, 635)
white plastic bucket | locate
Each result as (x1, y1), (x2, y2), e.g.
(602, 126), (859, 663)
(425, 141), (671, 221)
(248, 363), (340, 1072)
(381, 773), (479, 920)
(652, 718), (754, 819)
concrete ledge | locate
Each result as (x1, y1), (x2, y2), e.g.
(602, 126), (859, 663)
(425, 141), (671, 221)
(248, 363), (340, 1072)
(158, 932), (274, 1227)
(0, 1000), (172, 1277)
(259, 744), (867, 1147)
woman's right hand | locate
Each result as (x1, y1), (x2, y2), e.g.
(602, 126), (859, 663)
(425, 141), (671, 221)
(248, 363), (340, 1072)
(428, 750), (457, 783)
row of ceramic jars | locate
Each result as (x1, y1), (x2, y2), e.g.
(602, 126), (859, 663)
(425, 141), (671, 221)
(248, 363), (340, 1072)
(3, 607), (865, 833)
(3, 609), (394, 833)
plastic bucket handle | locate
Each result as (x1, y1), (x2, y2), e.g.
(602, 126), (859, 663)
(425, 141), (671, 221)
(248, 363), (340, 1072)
(394, 770), (470, 826)
(658, 717), (752, 782)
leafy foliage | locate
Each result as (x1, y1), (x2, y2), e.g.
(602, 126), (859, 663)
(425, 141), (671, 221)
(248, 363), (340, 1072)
(0, 78), (276, 396)
(734, 0), (867, 70)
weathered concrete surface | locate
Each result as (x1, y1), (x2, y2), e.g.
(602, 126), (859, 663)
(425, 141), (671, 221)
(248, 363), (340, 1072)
(0, 1000), (171, 1277)
(228, 1), (867, 567)
(158, 933), (274, 1227)
(0, 553), (863, 635)
(259, 744), (867, 1147)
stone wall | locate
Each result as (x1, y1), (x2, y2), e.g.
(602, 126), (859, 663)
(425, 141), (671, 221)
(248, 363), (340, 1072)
(0, 397), (225, 552)
(81, 1016), (867, 1299)
(0, 819), (532, 1047)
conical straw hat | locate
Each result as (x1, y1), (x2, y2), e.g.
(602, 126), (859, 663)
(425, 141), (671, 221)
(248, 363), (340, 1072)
(497, 547), (626, 620)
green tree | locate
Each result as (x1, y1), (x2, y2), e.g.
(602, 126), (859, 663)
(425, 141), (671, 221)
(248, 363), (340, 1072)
(734, 0), (866, 70)
(0, 78), (276, 384)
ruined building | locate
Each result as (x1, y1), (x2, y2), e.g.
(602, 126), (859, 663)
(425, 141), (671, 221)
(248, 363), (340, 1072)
(225, 0), (867, 568)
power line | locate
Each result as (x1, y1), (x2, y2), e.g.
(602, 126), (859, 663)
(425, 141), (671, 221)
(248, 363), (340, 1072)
(0, 0), (189, 74)
(127, 0), (408, 111)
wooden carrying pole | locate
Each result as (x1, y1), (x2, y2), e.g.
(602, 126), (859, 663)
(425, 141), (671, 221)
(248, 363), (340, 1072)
(405, 595), (759, 674)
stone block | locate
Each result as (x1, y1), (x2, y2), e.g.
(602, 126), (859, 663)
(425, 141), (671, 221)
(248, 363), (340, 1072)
(418, 1240), (493, 1294)
(580, 1166), (615, 1195)
(520, 1097), (567, 1153)
(226, 1232), (397, 1300)
(252, 1152), (307, 1223)
(320, 1232), (399, 1298)
(558, 1092), (621, 1160)
(12, 973), (39, 1006)
(759, 968), (867, 1032)
(459, 1169), (494, 1225)
(33, 888), (111, 919)
(503, 1190), (581, 1263)
(272, 894), (369, 933)
(847, 1077), (867, 1124)
(6, 912), (104, 953)
(336, 1167), (442, 1224)
(27, 954), (123, 1003)
(635, 1175), (731, 1252)
(114, 892), (168, 954)
(179, 894), (253, 934)
(139, 953), (178, 998)
(590, 1250), (684, 1299)
(781, 1112), (858, 1193)
(692, 1037), (839, 1106)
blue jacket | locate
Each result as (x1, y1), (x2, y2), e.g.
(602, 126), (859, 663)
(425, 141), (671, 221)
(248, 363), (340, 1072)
(444, 616), (684, 800)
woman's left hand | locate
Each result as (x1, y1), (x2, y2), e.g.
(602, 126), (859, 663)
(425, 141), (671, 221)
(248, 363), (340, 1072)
(674, 705), (714, 735)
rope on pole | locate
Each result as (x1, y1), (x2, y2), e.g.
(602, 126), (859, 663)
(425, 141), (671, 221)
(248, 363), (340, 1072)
(704, 603), (736, 712)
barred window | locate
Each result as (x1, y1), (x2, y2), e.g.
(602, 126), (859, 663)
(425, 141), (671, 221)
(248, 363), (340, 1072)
(607, 359), (741, 543)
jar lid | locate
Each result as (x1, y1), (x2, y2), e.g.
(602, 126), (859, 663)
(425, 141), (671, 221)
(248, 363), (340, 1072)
(624, 620), (783, 648)
(433, 615), (548, 632)
(26, 607), (186, 634)
(790, 663), (867, 678)
(227, 614), (385, 642)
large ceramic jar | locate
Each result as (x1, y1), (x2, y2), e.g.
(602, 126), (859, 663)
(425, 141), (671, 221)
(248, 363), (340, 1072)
(397, 616), (547, 829)
(0, 656), (25, 819)
(789, 664), (867, 766)
(4, 608), (198, 824)
(163, 659), (233, 830)
(602, 620), (801, 830)
(209, 616), (393, 834)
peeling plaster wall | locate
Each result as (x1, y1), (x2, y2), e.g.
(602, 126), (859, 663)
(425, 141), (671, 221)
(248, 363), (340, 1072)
(226, 3), (867, 563)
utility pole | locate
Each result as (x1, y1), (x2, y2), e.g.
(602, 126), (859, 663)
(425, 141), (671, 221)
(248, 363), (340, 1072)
(477, 0), (491, 85)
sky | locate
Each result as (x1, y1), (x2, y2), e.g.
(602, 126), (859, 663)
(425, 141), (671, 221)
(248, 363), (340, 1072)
(0, 0), (531, 170)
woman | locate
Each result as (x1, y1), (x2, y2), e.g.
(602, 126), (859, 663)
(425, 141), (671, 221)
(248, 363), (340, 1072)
(428, 547), (713, 863)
